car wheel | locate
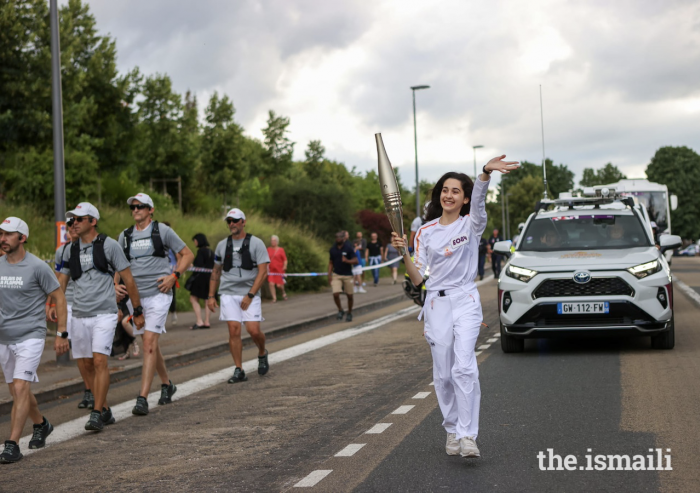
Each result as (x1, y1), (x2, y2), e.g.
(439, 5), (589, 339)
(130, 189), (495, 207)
(500, 322), (524, 353)
(651, 315), (675, 350)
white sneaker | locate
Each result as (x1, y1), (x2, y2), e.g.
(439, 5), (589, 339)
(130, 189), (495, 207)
(459, 436), (480, 458)
(358, 287), (367, 294)
(353, 286), (358, 293)
(446, 433), (460, 455)
(172, 313), (178, 325)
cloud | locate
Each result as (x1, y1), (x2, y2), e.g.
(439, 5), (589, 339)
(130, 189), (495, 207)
(86, 0), (700, 188)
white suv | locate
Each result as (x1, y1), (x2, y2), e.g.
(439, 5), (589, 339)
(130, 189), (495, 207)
(494, 191), (681, 353)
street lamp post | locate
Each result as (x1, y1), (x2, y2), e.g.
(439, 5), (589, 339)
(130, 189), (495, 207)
(411, 85), (430, 218)
(472, 145), (483, 181)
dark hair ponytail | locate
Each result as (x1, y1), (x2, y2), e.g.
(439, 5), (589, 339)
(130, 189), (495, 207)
(424, 172), (474, 222)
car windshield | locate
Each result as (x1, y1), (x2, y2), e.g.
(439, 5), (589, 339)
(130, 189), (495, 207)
(519, 214), (652, 252)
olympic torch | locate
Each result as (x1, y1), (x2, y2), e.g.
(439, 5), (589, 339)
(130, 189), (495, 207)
(375, 133), (407, 256)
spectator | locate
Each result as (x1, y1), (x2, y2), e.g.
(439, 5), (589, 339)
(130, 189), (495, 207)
(355, 231), (367, 285)
(352, 240), (367, 293)
(487, 228), (503, 278)
(384, 242), (400, 284)
(478, 236), (488, 281)
(187, 233), (215, 329)
(329, 231), (358, 322)
(267, 235), (288, 302)
(365, 232), (384, 286)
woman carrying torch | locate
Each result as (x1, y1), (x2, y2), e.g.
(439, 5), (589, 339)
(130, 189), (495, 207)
(391, 155), (519, 459)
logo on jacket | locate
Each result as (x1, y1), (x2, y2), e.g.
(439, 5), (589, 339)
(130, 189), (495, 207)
(573, 271), (591, 284)
(446, 233), (469, 256)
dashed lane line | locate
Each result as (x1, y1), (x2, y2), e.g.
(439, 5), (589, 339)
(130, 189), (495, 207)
(477, 344), (491, 350)
(334, 444), (366, 457)
(486, 338), (498, 343)
(365, 423), (392, 434)
(412, 392), (431, 399)
(391, 405), (415, 415)
(294, 470), (333, 488)
(21, 305), (421, 455)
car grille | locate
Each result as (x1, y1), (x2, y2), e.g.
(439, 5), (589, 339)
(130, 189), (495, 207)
(533, 277), (634, 299)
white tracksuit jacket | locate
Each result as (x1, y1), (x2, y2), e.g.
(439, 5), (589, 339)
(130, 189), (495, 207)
(413, 174), (490, 440)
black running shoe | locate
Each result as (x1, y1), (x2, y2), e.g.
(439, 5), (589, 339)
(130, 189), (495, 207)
(85, 410), (104, 431)
(28, 418), (53, 449)
(158, 380), (177, 405)
(258, 350), (269, 376)
(0, 441), (22, 464)
(336, 310), (345, 320)
(132, 396), (149, 416)
(101, 407), (116, 425)
(228, 367), (248, 384)
(346, 312), (353, 322)
(78, 389), (94, 409)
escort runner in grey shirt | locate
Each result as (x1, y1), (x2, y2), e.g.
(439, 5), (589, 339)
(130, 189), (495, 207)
(117, 222), (187, 299)
(55, 244), (74, 305)
(61, 237), (130, 318)
(0, 252), (60, 345)
(214, 236), (270, 297)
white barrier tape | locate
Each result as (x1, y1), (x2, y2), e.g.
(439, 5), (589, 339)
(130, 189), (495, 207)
(46, 257), (403, 278)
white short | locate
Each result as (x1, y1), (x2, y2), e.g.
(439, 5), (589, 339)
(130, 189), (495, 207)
(219, 294), (263, 324)
(0, 338), (45, 384)
(71, 314), (119, 359)
(352, 265), (362, 276)
(67, 304), (73, 340)
(128, 293), (172, 335)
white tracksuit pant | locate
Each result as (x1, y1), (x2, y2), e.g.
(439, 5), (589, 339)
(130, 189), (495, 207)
(422, 285), (482, 440)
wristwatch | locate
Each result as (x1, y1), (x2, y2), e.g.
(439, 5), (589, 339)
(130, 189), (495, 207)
(247, 292), (255, 299)
(173, 271), (181, 279)
(56, 331), (69, 339)
(133, 305), (144, 317)
(482, 165), (492, 175)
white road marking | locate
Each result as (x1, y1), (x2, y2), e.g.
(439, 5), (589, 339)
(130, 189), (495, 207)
(486, 338), (498, 343)
(429, 382), (434, 386)
(477, 344), (490, 350)
(673, 276), (700, 308)
(391, 405), (415, 414)
(475, 351), (482, 356)
(22, 305), (421, 455)
(365, 423), (392, 434)
(334, 443), (366, 457)
(412, 392), (431, 399)
(494, 333), (501, 338)
(294, 470), (333, 487)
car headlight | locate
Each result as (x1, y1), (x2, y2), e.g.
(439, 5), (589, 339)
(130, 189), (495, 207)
(505, 265), (538, 282)
(627, 260), (662, 279)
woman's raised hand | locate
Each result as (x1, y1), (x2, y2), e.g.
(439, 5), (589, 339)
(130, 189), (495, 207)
(484, 155), (520, 174)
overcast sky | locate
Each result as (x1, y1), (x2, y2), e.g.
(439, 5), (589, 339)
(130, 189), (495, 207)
(85, 0), (700, 188)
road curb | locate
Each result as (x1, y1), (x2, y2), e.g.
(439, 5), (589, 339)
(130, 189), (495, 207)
(0, 293), (408, 416)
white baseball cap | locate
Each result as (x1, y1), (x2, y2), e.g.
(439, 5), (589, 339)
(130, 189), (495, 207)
(0, 217), (29, 238)
(66, 202), (100, 220)
(127, 193), (154, 208)
(225, 208), (246, 221)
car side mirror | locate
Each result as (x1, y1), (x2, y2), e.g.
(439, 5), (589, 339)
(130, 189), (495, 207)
(659, 234), (682, 254)
(670, 195), (678, 211)
(493, 240), (512, 258)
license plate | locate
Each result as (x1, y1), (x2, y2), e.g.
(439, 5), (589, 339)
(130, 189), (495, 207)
(557, 302), (609, 314)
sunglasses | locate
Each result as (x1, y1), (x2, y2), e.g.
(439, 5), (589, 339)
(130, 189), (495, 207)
(73, 216), (89, 223)
(66, 219), (75, 227)
(226, 218), (244, 225)
(129, 204), (150, 211)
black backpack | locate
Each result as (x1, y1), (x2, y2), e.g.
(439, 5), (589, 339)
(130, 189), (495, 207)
(223, 234), (257, 272)
(122, 220), (166, 261)
(68, 234), (114, 280)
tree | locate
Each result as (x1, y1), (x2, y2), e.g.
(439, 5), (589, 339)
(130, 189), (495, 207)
(499, 159), (574, 203)
(580, 163), (627, 187)
(304, 139), (325, 176)
(262, 110), (294, 176)
(198, 92), (246, 207)
(646, 146), (700, 240)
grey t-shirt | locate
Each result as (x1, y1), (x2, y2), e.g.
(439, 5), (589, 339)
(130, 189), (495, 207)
(214, 235), (270, 297)
(0, 252), (60, 344)
(55, 244), (74, 305)
(117, 222), (187, 299)
(61, 236), (130, 318)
